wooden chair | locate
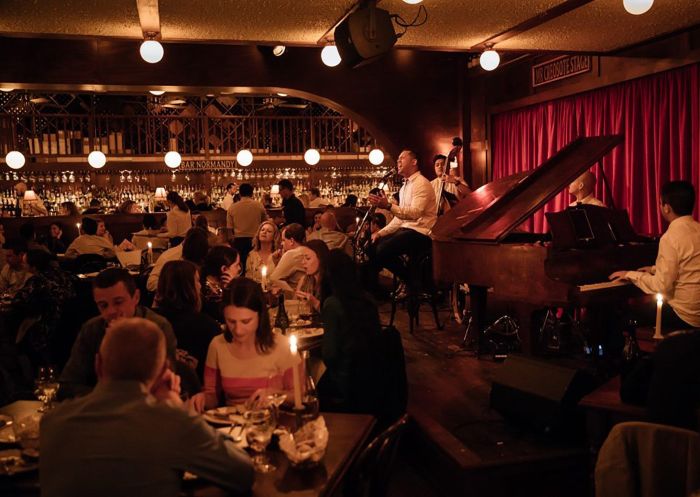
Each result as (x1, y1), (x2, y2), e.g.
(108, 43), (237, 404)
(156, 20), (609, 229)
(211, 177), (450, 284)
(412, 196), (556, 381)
(344, 414), (410, 497)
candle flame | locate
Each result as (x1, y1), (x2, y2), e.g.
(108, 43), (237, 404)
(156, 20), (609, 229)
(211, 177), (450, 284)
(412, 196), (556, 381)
(261, 265), (267, 277)
(656, 293), (664, 304)
(289, 334), (298, 354)
(76, 223), (81, 229)
(147, 241), (152, 249)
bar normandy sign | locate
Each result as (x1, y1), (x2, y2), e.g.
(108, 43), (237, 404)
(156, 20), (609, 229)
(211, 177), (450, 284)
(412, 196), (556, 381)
(532, 55), (592, 88)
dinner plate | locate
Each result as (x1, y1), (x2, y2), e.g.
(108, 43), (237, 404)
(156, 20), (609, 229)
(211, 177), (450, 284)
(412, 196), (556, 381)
(293, 328), (324, 339)
(202, 405), (247, 425)
(0, 450), (37, 476)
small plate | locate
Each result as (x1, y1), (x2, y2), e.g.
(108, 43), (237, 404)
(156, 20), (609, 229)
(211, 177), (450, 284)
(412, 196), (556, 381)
(202, 405), (247, 425)
(0, 450), (37, 476)
(294, 328), (324, 339)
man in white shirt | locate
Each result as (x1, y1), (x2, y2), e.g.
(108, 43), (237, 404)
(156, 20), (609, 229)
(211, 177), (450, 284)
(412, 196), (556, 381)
(308, 188), (327, 208)
(226, 183), (267, 274)
(308, 211), (350, 254)
(221, 183), (237, 212)
(569, 171), (604, 207)
(269, 223), (306, 296)
(14, 182), (48, 217)
(610, 181), (700, 330)
(368, 149), (437, 290)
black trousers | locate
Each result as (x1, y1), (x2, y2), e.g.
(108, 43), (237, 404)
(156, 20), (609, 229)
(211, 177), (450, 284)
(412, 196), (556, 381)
(233, 237), (253, 276)
(371, 228), (432, 289)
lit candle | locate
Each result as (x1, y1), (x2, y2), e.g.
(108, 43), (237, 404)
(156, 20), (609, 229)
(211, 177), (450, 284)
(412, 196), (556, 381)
(289, 334), (303, 410)
(261, 265), (268, 292)
(76, 222), (81, 232)
(355, 216), (360, 226)
(654, 293), (664, 339)
(147, 241), (153, 265)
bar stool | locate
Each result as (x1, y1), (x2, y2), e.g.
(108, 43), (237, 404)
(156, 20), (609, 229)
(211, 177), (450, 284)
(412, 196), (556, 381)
(388, 253), (442, 334)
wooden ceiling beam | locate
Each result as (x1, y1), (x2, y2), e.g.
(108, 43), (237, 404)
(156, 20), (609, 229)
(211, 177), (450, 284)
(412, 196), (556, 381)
(136, 0), (161, 38)
(470, 0), (595, 51)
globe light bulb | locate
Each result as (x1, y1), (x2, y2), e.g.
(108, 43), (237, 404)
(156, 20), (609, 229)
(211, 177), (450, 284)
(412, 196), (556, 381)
(623, 0), (654, 15)
(368, 149), (385, 166)
(321, 46), (342, 67)
(5, 150), (25, 170)
(236, 149), (253, 167)
(140, 40), (164, 64)
(164, 151), (182, 169)
(480, 49), (500, 71)
(87, 150), (107, 169)
(272, 45), (286, 56)
(304, 148), (321, 166)
(149, 90), (165, 96)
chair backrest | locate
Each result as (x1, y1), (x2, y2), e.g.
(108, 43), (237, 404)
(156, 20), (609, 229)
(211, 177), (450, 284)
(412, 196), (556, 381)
(376, 325), (408, 427)
(346, 414), (409, 497)
(595, 421), (700, 497)
(74, 253), (108, 273)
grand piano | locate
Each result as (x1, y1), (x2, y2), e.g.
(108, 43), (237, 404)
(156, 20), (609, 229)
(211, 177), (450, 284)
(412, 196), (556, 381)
(432, 135), (658, 352)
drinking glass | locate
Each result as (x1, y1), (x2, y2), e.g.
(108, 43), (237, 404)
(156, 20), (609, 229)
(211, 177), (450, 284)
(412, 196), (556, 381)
(35, 366), (59, 412)
(287, 300), (299, 324)
(244, 409), (276, 473)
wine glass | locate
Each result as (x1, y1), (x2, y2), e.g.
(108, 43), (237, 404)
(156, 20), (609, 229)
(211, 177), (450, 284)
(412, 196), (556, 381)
(35, 366), (59, 412)
(244, 409), (276, 473)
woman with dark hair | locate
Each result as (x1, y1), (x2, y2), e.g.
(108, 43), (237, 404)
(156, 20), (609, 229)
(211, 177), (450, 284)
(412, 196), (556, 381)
(159, 191), (191, 245)
(154, 260), (221, 380)
(295, 239), (331, 314)
(117, 199), (141, 214)
(46, 222), (68, 254)
(201, 278), (302, 408)
(318, 249), (384, 415)
(201, 245), (241, 321)
(10, 249), (75, 366)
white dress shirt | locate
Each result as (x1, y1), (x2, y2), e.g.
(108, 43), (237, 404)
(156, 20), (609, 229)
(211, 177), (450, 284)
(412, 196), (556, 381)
(379, 171), (437, 237)
(159, 207), (191, 239)
(625, 215), (700, 327)
(569, 194), (605, 207)
(221, 193), (234, 212)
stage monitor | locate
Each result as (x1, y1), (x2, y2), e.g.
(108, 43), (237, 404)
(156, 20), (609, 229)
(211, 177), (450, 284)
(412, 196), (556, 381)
(334, 4), (397, 68)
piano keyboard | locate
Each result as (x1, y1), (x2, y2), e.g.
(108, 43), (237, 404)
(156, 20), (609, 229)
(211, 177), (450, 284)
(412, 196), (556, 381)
(577, 280), (631, 293)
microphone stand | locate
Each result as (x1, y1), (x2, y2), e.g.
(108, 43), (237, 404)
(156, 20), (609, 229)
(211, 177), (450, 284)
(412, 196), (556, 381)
(353, 168), (394, 245)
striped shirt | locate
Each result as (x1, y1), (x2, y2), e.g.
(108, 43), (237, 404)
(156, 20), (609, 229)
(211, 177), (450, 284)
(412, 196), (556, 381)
(203, 333), (301, 406)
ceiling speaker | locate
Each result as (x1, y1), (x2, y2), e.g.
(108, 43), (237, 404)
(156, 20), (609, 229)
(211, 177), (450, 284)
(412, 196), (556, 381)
(334, 3), (397, 68)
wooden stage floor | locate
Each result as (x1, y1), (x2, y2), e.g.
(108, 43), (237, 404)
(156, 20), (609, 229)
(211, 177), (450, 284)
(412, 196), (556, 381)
(381, 303), (592, 497)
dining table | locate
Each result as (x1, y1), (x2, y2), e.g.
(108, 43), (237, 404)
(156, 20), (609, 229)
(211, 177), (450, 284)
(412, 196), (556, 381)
(0, 399), (376, 497)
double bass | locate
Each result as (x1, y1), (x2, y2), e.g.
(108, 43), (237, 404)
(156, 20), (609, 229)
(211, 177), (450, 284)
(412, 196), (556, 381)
(436, 137), (465, 215)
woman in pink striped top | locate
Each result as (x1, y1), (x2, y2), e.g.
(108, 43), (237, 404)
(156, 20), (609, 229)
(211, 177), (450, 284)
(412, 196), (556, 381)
(203, 277), (302, 408)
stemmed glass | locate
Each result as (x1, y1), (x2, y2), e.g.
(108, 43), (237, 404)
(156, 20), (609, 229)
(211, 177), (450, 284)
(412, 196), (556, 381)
(244, 409), (276, 473)
(35, 366), (59, 412)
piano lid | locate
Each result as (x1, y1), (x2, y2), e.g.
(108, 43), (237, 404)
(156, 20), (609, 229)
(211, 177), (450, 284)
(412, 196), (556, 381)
(431, 135), (624, 242)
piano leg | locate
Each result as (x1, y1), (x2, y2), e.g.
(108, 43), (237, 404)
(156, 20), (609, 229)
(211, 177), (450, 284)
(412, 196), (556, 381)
(468, 285), (488, 356)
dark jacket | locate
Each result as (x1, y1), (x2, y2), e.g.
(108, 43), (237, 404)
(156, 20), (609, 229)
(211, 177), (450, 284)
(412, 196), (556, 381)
(282, 195), (306, 227)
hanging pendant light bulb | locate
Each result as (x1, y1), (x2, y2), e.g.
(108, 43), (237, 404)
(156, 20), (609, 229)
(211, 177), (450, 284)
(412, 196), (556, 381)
(623, 0), (654, 15)
(272, 45), (286, 57)
(149, 90), (165, 96)
(140, 38), (164, 64)
(236, 149), (253, 167)
(480, 48), (500, 71)
(304, 148), (321, 166)
(321, 46), (342, 67)
(87, 150), (107, 169)
(4, 150), (25, 170)
(368, 149), (385, 166)
(164, 151), (181, 169)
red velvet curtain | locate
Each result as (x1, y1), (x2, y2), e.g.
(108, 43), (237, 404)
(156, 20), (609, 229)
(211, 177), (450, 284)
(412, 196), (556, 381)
(492, 63), (700, 235)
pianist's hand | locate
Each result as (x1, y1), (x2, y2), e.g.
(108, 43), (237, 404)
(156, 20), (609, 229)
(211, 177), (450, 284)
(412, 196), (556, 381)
(609, 271), (629, 282)
(637, 266), (655, 274)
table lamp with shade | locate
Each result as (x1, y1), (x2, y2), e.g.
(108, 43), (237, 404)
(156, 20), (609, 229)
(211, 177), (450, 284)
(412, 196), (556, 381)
(154, 187), (167, 202)
(23, 190), (40, 216)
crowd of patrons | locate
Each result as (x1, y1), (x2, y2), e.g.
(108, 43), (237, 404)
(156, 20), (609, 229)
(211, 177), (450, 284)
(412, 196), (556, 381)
(1, 182), (399, 419)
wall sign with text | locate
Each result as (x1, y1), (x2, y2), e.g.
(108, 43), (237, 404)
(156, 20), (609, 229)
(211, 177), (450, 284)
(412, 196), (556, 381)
(532, 55), (592, 88)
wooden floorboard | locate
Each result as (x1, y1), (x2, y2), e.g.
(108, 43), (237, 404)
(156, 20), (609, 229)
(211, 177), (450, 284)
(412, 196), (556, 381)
(382, 302), (592, 497)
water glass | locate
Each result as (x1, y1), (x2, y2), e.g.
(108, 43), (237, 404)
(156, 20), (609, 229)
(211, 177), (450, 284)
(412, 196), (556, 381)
(244, 409), (276, 473)
(35, 366), (59, 412)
